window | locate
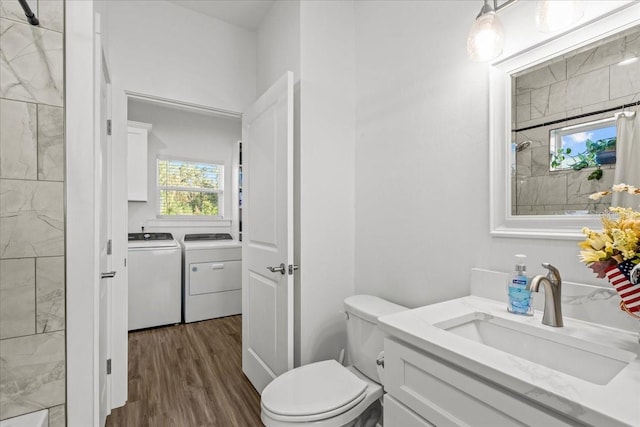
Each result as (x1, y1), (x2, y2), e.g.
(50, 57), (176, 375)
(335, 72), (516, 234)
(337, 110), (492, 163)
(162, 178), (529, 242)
(549, 117), (617, 171)
(157, 158), (224, 217)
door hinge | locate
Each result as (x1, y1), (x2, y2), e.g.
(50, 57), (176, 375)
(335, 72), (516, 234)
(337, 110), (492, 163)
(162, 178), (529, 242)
(107, 119), (112, 135)
(107, 239), (112, 255)
(107, 359), (111, 375)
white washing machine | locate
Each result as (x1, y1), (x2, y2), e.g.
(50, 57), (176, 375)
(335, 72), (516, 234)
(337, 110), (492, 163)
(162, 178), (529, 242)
(181, 233), (242, 323)
(128, 232), (182, 330)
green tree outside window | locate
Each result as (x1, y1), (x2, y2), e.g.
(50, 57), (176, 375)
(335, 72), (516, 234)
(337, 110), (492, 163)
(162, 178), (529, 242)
(157, 159), (223, 216)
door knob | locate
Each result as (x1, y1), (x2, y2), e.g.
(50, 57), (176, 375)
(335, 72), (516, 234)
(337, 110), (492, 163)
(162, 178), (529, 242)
(101, 271), (116, 279)
(266, 263), (286, 275)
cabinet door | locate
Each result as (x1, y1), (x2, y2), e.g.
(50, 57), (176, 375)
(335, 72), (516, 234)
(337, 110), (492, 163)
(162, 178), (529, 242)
(127, 125), (149, 201)
(385, 395), (434, 427)
(384, 338), (576, 427)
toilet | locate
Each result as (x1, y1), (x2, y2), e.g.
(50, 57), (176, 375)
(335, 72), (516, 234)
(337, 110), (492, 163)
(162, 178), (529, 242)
(260, 295), (407, 427)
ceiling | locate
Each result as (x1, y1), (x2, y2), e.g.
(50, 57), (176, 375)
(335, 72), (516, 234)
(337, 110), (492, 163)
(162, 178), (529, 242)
(167, 0), (275, 31)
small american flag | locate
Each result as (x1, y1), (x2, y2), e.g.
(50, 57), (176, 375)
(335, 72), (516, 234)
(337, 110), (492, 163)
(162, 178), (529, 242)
(605, 261), (640, 314)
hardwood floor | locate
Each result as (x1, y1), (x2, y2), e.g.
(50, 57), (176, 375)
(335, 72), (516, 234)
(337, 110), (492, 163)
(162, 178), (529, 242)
(106, 316), (264, 426)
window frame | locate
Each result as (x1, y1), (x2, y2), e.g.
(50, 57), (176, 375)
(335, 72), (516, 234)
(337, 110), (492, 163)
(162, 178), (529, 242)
(156, 155), (225, 219)
(549, 117), (617, 172)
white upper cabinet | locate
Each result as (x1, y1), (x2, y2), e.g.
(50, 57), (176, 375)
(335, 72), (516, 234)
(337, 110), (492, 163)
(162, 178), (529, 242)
(127, 121), (152, 202)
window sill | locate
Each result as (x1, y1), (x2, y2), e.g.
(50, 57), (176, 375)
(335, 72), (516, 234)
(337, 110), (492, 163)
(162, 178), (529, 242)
(146, 218), (231, 228)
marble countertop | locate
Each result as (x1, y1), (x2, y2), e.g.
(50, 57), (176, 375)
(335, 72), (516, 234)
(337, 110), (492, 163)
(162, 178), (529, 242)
(379, 296), (640, 426)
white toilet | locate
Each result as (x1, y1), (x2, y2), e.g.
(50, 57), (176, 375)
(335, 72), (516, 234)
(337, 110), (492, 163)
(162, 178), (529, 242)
(260, 295), (407, 427)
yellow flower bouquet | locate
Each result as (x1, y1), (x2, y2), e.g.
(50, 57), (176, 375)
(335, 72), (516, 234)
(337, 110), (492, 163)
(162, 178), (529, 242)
(580, 184), (640, 318)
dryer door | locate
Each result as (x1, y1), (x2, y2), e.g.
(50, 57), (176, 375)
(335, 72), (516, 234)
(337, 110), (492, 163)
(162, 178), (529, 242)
(189, 260), (242, 295)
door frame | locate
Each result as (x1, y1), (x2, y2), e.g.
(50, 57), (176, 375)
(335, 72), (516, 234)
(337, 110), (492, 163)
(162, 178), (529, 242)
(66, 3), (247, 423)
(66, 1), (100, 425)
(96, 26), (113, 425)
(111, 87), (243, 395)
(66, 5), (123, 425)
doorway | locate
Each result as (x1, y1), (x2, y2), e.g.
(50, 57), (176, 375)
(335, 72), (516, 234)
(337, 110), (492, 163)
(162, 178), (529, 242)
(106, 92), (250, 423)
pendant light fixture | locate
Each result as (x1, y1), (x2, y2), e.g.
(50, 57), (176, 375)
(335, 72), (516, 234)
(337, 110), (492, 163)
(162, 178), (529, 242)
(466, 0), (587, 62)
(535, 0), (584, 33)
(467, 0), (504, 62)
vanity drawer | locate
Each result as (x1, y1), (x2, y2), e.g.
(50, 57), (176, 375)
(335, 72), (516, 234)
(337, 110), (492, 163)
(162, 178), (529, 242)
(384, 338), (576, 427)
(384, 395), (434, 427)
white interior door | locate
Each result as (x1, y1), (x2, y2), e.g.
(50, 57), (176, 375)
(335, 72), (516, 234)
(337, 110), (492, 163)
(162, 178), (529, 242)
(242, 72), (294, 393)
(96, 34), (113, 426)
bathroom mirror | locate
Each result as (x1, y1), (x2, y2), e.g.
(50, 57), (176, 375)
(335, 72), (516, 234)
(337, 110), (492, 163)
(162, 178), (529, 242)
(490, 4), (640, 239)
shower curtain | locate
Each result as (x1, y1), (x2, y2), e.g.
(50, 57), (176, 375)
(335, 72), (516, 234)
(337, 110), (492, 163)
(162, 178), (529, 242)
(612, 109), (640, 208)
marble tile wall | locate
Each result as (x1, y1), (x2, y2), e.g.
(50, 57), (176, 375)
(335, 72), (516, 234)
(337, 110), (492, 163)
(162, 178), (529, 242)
(515, 28), (640, 129)
(0, 0), (66, 424)
(512, 26), (640, 215)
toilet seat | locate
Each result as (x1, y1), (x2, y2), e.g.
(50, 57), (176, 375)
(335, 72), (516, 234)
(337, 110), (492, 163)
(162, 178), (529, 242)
(261, 360), (368, 422)
(261, 368), (382, 427)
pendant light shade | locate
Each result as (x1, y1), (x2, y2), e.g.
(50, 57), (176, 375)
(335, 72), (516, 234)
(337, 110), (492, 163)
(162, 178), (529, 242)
(467, 4), (504, 62)
(535, 0), (584, 33)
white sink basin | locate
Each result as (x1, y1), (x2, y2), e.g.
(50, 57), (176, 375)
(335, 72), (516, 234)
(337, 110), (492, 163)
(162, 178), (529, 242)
(378, 296), (640, 427)
(435, 311), (635, 385)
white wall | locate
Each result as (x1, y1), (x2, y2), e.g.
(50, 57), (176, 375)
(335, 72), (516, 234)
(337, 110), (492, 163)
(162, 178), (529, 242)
(256, 0), (300, 96)
(127, 100), (241, 241)
(353, 0), (635, 308)
(298, 1), (356, 365)
(105, 0), (256, 112)
(354, 1), (486, 307)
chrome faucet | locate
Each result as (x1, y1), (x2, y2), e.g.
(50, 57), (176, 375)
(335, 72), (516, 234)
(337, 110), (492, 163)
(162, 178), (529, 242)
(527, 263), (563, 327)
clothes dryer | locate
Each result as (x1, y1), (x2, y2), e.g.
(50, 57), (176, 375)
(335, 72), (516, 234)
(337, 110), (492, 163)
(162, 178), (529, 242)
(181, 233), (242, 323)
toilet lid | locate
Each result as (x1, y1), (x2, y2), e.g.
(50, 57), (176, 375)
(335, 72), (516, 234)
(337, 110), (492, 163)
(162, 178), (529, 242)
(261, 360), (368, 418)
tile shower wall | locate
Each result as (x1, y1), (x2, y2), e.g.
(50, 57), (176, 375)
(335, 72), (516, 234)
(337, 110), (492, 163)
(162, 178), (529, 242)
(0, 0), (66, 425)
(512, 27), (640, 215)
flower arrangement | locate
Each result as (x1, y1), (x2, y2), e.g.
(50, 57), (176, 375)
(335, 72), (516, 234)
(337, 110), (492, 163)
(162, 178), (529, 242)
(579, 184), (640, 317)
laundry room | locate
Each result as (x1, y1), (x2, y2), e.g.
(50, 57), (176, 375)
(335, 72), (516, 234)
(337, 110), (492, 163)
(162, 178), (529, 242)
(125, 96), (243, 330)
(126, 97), (241, 242)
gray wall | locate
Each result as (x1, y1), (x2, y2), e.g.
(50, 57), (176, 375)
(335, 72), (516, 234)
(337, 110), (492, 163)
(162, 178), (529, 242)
(513, 27), (640, 215)
(0, 0), (66, 424)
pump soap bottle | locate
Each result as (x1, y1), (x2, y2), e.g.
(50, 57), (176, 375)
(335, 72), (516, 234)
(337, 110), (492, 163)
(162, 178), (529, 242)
(507, 254), (533, 315)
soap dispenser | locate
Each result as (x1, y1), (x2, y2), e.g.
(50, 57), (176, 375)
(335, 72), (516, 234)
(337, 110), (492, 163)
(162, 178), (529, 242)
(507, 254), (533, 315)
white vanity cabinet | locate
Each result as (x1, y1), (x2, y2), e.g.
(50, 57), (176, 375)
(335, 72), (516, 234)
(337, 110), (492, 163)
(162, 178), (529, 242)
(383, 338), (576, 427)
(127, 121), (152, 201)
(384, 394), (434, 427)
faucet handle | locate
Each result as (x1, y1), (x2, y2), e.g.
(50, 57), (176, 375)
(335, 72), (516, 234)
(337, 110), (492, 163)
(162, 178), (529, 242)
(541, 263), (561, 284)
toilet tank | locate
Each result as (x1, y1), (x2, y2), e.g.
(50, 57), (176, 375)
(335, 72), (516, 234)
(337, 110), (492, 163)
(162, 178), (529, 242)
(344, 295), (407, 384)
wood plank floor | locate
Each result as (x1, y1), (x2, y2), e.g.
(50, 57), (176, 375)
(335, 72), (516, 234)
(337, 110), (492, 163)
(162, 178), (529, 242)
(106, 316), (264, 427)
